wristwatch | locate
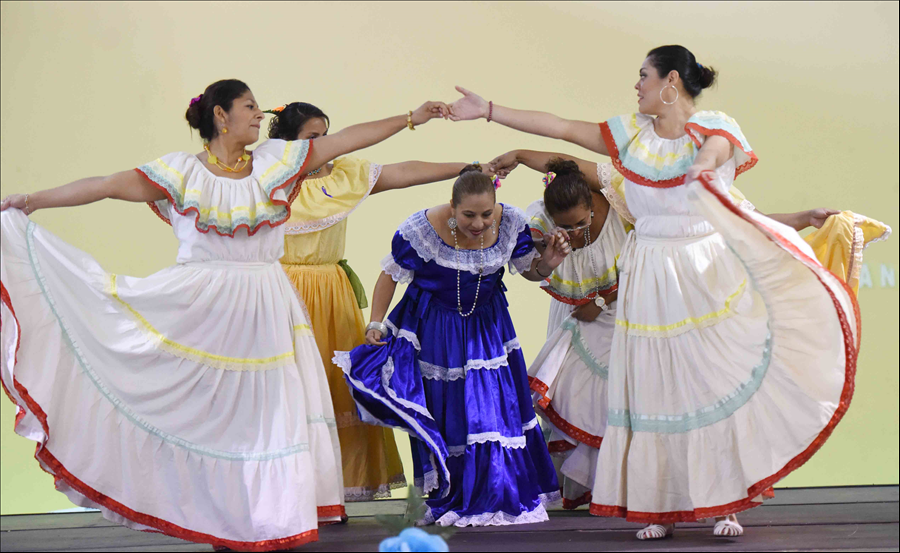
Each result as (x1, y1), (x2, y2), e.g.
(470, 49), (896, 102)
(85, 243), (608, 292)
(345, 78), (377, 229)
(594, 295), (609, 312)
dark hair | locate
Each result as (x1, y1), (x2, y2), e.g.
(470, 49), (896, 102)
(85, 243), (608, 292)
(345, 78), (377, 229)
(267, 102), (331, 140)
(646, 45), (717, 98)
(184, 79), (251, 141)
(451, 164), (495, 205)
(543, 158), (592, 216)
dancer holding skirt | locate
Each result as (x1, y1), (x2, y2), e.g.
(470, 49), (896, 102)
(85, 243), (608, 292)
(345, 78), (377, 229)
(450, 45), (871, 539)
(335, 166), (569, 526)
(0, 79), (449, 550)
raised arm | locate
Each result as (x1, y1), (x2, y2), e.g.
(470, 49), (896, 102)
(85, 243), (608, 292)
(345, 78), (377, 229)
(489, 149), (602, 192)
(303, 102), (449, 174)
(0, 170), (166, 213)
(364, 271), (399, 346)
(448, 87), (608, 156)
(373, 162), (471, 194)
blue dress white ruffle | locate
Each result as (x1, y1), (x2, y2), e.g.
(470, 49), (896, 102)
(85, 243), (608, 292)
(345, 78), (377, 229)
(333, 205), (560, 527)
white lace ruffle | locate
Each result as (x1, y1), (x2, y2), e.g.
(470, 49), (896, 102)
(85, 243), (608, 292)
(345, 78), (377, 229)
(381, 254), (414, 284)
(414, 469), (440, 496)
(596, 162), (636, 225)
(385, 319), (421, 351)
(446, 419), (540, 456)
(418, 339), (522, 381)
(344, 472), (407, 502)
(509, 248), (539, 275)
(423, 491), (561, 527)
(398, 205), (529, 275)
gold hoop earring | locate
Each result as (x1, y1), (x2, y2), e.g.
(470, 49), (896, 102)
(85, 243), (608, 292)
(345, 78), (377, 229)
(659, 85), (678, 105)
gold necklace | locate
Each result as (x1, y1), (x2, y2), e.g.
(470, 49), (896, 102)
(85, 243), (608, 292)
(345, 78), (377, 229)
(204, 144), (251, 173)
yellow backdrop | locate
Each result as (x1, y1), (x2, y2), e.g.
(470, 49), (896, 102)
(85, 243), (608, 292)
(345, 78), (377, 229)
(1, 1), (897, 515)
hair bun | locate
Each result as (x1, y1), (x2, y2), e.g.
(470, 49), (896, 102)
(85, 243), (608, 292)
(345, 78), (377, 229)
(459, 163), (483, 176)
(185, 100), (203, 130)
(545, 158), (582, 178)
(697, 64), (717, 90)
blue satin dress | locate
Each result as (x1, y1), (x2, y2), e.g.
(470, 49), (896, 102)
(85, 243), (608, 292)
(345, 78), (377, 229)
(334, 205), (560, 527)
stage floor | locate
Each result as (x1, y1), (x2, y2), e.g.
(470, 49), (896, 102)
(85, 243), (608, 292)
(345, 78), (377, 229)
(1, 486), (897, 552)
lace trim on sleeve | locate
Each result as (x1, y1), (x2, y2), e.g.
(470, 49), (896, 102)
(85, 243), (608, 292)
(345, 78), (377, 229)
(509, 248), (539, 275)
(381, 253), (414, 284)
(596, 163), (635, 225)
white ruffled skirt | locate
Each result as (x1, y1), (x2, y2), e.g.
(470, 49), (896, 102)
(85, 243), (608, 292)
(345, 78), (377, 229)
(530, 302), (616, 508)
(0, 210), (344, 550)
(589, 179), (858, 522)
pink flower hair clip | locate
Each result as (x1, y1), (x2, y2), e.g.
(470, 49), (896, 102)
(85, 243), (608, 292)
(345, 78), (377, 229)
(492, 175), (502, 190)
(189, 94), (203, 107)
(542, 172), (557, 188)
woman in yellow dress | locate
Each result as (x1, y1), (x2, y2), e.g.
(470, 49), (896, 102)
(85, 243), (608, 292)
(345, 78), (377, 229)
(267, 102), (492, 501)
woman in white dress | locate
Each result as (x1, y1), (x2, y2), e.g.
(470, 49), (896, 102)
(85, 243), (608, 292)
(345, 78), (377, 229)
(451, 45), (863, 540)
(0, 78), (449, 550)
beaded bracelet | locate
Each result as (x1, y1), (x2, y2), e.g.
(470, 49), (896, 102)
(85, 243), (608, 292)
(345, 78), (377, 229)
(407, 111), (416, 131)
(487, 101), (493, 123)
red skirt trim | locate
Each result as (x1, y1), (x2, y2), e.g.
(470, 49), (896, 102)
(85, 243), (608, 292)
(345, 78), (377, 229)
(529, 377), (604, 448)
(0, 281), (339, 551)
(588, 171), (859, 523)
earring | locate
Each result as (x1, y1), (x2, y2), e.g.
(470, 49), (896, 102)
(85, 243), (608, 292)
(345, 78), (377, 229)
(448, 217), (458, 233)
(222, 127), (228, 134)
(659, 85), (678, 105)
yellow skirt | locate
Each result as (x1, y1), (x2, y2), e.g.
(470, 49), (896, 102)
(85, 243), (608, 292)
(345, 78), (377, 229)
(283, 262), (406, 501)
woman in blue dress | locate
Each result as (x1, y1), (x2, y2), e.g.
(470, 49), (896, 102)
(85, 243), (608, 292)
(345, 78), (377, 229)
(333, 165), (571, 526)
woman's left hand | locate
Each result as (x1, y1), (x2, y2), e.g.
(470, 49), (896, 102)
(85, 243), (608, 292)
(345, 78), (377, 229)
(541, 230), (571, 269)
(572, 301), (603, 323)
(0, 194), (28, 213)
(807, 208), (841, 229)
(685, 164), (705, 182)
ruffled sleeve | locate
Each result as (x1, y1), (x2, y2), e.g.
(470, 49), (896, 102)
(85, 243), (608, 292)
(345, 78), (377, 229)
(285, 156), (380, 235)
(525, 200), (552, 239)
(685, 111), (758, 178)
(506, 206), (539, 275)
(136, 139), (311, 237)
(382, 227), (425, 284)
(599, 113), (697, 188)
(596, 162), (635, 227)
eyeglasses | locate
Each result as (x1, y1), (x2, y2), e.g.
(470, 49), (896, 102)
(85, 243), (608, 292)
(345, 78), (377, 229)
(553, 213), (593, 235)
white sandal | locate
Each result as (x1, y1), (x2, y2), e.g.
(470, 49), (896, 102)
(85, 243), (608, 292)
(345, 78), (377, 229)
(713, 516), (744, 537)
(636, 523), (674, 540)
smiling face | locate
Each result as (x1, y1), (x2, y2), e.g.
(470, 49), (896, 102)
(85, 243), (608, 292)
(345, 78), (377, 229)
(635, 57), (677, 116)
(295, 117), (329, 140)
(214, 90), (264, 145)
(451, 192), (496, 241)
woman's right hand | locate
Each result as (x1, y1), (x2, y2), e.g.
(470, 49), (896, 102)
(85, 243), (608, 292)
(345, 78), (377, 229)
(365, 329), (387, 346)
(410, 101), (451, 126)
(0, 194), (29, 213)
(488, 151), (519, 178)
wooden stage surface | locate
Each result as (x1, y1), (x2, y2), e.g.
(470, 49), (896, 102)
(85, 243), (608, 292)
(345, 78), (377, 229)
(1, 486), (897, 552)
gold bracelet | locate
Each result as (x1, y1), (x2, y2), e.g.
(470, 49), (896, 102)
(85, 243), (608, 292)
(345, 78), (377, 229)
(407, 110), (416, 131)
(24, 193), (31, 215)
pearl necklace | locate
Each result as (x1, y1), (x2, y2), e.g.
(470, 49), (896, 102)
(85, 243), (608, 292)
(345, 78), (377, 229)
(453, 228), (485, 317)
(577, 219), (603, 299)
